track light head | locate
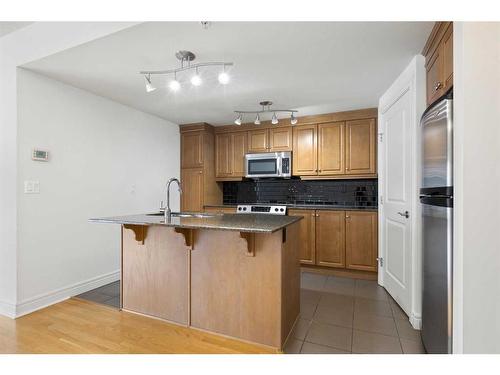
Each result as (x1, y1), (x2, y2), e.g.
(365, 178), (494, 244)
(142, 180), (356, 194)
(169, 77), (181, 92)
(290, 113), (298, 125)
(271, 112), (279, 125)
(254, 114), (261, 125)
(144, 75), (156, 93)
(234, 113), (243, 126)
(218, 71), (230, 85)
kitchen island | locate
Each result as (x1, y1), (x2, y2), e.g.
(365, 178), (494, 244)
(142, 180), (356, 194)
(90, 212), (302, 351)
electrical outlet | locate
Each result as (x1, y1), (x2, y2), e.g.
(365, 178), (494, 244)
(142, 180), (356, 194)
(24, 180), (40, 194)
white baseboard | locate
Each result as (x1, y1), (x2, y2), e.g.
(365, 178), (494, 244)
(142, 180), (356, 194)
(410, 313), (422, 330)
(0, 300), (16, 319)
(13, 270), (120, 318)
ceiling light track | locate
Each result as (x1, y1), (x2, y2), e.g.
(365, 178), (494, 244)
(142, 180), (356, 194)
(140, 50), (233, 92)
(234, 101), (298, 126)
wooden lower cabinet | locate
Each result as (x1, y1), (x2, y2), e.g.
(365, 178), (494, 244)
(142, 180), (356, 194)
(288, 209), (316, 264)
(181, 168), (203, 212)
(316, 211), (346, 268)
(345, 211), (378, 272)
(291, 208), (378, 273)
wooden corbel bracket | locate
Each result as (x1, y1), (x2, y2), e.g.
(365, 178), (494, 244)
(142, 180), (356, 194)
(123, 224), (148, 244)
(240, 232), (255, 257)
(174, 227), (194, 248)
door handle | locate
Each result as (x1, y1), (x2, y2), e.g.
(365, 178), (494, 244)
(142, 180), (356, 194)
(398, 211), (410, 219)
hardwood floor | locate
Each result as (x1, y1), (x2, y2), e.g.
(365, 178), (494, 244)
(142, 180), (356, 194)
(0, 298), (275, 354)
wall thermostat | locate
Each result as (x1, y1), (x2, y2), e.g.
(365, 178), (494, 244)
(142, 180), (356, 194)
(32, 149), (49, 161)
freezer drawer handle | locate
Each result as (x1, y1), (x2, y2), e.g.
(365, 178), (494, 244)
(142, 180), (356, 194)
(398, 211), (410, 219)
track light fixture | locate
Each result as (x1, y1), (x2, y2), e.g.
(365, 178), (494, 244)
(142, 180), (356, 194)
(144, 74), (156, 93)
(234, 101), (298, 126)
(140, 50), (233, 93)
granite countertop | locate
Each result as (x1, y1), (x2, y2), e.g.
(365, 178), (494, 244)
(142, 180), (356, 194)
(205, 204), (378, 212)
(89, 213), (302, 234)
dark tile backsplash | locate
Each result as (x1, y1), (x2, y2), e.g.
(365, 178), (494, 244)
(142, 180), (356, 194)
(223, 178), (378, 208)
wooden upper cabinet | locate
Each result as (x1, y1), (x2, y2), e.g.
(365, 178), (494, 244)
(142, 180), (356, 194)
(288, 209), (316, 265)
(345, 211), (378, 272)
(269, 127), (292, 151)
(181, 132), (204, 168)
(215, 131), (247, 179)
(318, 122), (344, 175)
(442, 23), (453, 90)
(424, 22), (453, 107)
(181, 168), (203, 212)
(232, 131), (247, 177)
(345, 119), (376, 175)
(247, 129), (269, 153)
(316, 210), (346, 268)
(292, 125), (317, 176)
(215, 133), (233, 177)
(426, 46), (444, 106)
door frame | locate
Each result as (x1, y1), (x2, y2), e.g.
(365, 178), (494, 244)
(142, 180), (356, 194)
(377, 55), (426, 329)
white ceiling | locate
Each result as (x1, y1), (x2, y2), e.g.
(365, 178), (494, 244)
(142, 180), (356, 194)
(0, 22), (33, 37)
(23, 22), (433, 125)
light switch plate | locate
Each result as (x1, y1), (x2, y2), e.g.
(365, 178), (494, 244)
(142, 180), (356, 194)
(24, 180), (40, 194)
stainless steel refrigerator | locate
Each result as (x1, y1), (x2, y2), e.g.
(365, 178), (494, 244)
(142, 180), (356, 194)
(420, 92), (453, 354)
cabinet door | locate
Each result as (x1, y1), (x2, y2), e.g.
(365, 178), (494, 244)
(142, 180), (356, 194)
(181, 168), (203, 212)
(247, 129), (269, 153)
(292, 125), (318, 176)
(215, 133), (233, 177)
(426, 46), (444, 106)
(232, 132), (247, 177)
(181, 132), (203, 168)
(442, 23), (453, 91)
(345, 211), (378, 272)
(288, 209), (316, 265)
(318, 122), (344, 175)
(269, 127), (292, 151)
(205, 206), (237, 214)
(316, 210), (345, 268)
(345, 119), (376, 175)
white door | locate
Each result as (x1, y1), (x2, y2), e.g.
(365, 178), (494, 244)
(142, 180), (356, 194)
(379, 89), (413, 315)
(379, 56), (425, 328)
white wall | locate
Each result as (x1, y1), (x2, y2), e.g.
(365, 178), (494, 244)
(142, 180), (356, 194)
(14, 69), (180, 316)
(0, 22), (139, 317)
(453, 22), (500, 353)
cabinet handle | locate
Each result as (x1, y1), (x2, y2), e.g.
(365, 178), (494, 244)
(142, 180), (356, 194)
(318, 169), (322, 172)
(199, 171), (202, 174)
(434, 82), (443, 91)
(346, 215), (350, 219)
(398, 211), (410, 219)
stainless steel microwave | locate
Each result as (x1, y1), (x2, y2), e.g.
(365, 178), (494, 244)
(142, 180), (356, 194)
(245, 152), (292, 178)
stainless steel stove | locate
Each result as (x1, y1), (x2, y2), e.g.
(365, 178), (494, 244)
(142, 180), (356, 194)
(236, 204), (287, 215)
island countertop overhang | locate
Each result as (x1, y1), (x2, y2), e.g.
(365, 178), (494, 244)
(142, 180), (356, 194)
(89, 213), (302, 233)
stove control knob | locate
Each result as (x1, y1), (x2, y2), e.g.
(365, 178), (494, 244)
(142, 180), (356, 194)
(275, 208), (279, 212)
(280, 208), (284, 212)
(243, 207), (247, 211)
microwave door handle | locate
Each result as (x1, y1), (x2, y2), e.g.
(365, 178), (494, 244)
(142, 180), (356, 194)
(277, 157), (281, 176)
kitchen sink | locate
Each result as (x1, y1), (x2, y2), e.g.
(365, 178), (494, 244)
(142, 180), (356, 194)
(146, 212), (217, 218)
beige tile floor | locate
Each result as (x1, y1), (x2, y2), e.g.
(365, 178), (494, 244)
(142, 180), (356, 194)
(284, 272), (426, 354)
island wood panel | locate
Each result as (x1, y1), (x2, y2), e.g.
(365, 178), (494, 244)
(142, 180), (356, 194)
(288, 209), (315, 265)
(190, 229), (289, 348)
(247, 129), (269, 153)
(280, 223), (300, 344)
(292, 124), (317, 175)
(345, 118), (376, 175)
(204, 206), (237, 214)
(315, 210), (346, 268)
(181, 131), (204, 168)
(318, 121), (345, 175)
(181, 168), (204, 212)
(269, 127), (293, 151)
(345, 211), (378, 272)
(122, 226), (189, 325)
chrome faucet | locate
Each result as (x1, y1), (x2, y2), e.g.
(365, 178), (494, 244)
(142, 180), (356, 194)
(164, 177), (182, 221)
